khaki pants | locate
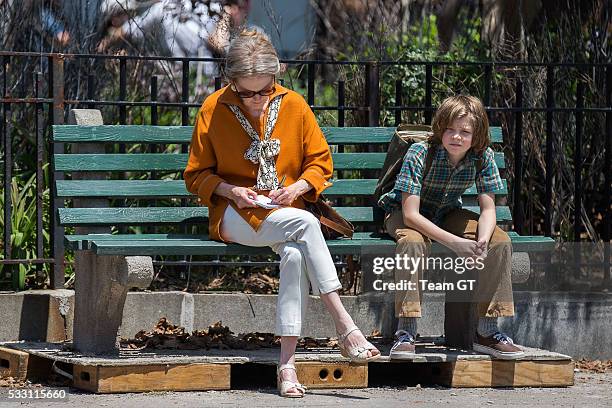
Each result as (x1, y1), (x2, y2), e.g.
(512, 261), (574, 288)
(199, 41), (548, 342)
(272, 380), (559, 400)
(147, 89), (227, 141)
(384, 208), (514, 318)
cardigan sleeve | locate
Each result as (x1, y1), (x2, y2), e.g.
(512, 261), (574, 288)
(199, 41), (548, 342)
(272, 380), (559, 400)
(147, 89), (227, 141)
(299, 102), (333, 202)
(183, 105), (226, 207)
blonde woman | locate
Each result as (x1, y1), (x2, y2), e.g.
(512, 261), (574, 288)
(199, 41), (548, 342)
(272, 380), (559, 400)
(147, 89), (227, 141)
(184, 29), (380, 398)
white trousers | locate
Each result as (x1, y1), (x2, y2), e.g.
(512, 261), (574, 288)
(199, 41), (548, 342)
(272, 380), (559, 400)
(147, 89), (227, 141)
(220, 205), (342, 336)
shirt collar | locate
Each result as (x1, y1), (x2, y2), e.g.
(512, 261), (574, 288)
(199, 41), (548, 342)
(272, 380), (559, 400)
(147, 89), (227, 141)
(218, 82), (290, 107)
(434, 144), (478, 168)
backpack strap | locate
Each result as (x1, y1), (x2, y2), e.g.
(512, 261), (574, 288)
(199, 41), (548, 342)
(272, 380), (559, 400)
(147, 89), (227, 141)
(422, 142), (436, 182)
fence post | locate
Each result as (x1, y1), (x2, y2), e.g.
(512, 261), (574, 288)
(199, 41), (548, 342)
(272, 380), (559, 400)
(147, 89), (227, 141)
(48, 55), (65, 289)
(35, 72), (45, 280)
(513, 80), (524, 235)
(394, 79), (402, 126)
(424, 64), (432, 124)
(604, 65), (611, 286)
(307, 62), (315, 107)
(366, 62), (380, 127)
(574, 81), (584, 279)
(545, 66), (554, 237)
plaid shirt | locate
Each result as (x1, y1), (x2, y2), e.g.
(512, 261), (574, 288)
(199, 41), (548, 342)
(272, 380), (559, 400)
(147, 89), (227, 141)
(378, 141), (504, 225)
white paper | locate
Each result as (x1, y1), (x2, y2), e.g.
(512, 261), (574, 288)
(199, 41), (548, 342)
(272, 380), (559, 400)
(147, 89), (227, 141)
(252, 194), (282, 209)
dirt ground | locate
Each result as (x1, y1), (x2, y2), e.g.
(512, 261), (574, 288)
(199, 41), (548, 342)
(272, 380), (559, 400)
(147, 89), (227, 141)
(0, 371), (610, 408)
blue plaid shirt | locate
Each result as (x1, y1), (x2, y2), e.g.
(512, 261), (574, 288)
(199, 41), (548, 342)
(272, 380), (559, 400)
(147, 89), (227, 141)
(378, 141), (504, 225)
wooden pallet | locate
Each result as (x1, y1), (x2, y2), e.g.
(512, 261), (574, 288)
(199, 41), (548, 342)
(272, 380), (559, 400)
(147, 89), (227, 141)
(1, 341), (573, 393)
(0, 346), (53, 382)
(73, 362), (230, 393)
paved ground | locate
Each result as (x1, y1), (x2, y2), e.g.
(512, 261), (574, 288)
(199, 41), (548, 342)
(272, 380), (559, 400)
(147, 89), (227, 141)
(0, 371), (610, 407)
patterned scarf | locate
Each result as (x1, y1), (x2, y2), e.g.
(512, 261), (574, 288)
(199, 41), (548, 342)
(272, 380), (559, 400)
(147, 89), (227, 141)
(228, 95), (283, 190)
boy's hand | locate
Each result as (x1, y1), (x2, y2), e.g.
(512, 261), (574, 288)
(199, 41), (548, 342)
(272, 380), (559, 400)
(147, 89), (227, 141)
(448, 238), (482, 259)
(475, 238), (489, 259)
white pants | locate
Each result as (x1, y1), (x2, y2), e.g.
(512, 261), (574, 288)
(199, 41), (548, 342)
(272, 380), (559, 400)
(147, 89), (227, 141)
(220, 205), (342, 336)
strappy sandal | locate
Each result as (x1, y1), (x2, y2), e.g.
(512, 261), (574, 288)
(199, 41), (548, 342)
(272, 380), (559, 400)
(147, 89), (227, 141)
(277, 364), (306, 398)
(337, 326), (381, 363)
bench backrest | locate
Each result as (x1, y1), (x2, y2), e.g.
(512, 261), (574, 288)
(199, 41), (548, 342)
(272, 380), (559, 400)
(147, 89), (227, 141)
(52, 125), (509, 232)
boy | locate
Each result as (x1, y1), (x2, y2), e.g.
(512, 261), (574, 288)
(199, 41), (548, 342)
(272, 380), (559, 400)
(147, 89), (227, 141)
(378, 95), (524, 359)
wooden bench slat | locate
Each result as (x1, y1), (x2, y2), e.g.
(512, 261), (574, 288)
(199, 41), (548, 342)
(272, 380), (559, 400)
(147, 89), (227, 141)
(52, 125), (503, 144)
(56, 180), (508, 198)
(55, 152), (506, 171)
(82, 232), (554, 255)
(52, 125), (193, 143)
(58, 205), (513, 226)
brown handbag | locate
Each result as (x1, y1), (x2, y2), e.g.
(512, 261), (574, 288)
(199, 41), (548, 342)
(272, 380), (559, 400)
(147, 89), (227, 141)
(305, 196), (355, 239)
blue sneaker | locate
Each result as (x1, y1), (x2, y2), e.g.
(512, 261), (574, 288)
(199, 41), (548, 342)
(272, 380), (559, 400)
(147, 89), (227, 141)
(389, 330), (416, 359)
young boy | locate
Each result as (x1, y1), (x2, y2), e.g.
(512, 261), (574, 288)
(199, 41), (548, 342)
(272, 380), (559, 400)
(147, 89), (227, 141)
(378, 95), (524, 359)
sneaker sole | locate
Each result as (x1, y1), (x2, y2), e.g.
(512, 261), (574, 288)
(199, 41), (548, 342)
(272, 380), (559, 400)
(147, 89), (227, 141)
(473, 343), (525, 360)
(389, 350), (417, 360)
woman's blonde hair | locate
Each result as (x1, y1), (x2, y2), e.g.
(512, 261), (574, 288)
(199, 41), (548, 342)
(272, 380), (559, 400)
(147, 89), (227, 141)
(430, 95), (490, 154)
(224, 29), (280, 80)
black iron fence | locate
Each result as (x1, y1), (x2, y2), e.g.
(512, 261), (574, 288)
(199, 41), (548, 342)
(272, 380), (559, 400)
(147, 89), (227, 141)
(0, 51), (610, 291)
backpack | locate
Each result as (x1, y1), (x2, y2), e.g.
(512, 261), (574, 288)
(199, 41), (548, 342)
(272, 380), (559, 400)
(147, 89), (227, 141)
(373, 124), (484, 206)
(373, 124), (435, 205)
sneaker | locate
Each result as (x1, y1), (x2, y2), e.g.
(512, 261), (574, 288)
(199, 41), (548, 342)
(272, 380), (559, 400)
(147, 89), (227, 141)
(389, 330), (416, 360)
(473, 332), (525, 359)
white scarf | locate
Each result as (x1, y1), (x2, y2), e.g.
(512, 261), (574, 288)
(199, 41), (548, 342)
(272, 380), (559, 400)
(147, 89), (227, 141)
(228, 95), (283, 190)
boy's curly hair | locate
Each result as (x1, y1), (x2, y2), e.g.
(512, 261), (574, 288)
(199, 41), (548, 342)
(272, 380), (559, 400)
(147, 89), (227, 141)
(430, 95), (490, 154)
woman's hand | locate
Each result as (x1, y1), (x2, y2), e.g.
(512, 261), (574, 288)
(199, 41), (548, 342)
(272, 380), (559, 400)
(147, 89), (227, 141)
(268, 185), (301, 206)
(269, 179), (310, 205)
(214, 182), (257, 208)
(229, 186), (258, 208)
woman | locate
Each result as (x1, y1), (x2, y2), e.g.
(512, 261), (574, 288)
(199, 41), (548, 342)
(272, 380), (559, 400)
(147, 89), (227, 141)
(184, 29), (380, 398)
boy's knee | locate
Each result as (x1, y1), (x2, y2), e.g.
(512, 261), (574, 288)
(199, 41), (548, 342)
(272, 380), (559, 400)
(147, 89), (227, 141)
(397, 228), (427, 245)
(489, 227), (511, 246)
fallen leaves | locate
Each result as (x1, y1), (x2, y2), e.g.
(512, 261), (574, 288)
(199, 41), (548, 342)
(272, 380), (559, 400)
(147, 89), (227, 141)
(206, 272), (279, 294)
(0, 377), (44, 388)
(119, 318), (385, 352)
(575, 359), (612, 373)
(120, 318), (281, 351)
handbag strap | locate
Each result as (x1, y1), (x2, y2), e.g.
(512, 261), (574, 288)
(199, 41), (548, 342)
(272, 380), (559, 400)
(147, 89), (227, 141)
(320, 216), (354, 238)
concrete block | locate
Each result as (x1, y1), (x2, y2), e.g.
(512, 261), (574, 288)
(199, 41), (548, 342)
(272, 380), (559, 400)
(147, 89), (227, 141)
(119, 291), (187, 338)
(68, 109), (103, 126)
(500, 291), (612, 360)
(190, 292), (444, 338)
(0, 290), (73, 342)
(2, 290), (612, 359)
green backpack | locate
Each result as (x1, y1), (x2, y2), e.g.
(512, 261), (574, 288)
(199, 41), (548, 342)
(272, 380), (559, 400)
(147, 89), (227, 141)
(373, 124), (435, 205)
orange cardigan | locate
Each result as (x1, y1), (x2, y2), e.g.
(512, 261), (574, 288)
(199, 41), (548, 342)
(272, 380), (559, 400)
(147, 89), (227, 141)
(184, 84), (333, 241)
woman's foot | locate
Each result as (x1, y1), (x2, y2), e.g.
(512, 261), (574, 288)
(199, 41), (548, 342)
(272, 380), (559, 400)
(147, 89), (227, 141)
(277, 364), (306, 398)
(337, 326), (381, 362)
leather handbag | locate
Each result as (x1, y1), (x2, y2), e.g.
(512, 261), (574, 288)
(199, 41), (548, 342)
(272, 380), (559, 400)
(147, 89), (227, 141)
(305, 196), (354, 239)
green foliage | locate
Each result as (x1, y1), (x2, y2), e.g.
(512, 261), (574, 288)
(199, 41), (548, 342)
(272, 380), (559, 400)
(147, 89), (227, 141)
(0, 163), (70, 289)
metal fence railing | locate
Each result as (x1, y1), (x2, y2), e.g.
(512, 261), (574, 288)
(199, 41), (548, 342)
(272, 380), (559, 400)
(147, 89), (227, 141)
(1, 51), (610, 291)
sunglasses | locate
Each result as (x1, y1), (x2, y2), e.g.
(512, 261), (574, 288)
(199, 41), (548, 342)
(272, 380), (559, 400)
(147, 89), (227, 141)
(232, 78), (276, 99)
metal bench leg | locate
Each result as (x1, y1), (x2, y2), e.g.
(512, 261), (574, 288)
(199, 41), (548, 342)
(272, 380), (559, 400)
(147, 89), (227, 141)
(73, 250), (153, 355)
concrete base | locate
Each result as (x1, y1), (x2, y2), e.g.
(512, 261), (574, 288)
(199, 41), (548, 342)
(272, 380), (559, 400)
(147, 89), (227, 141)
(0, 289), (73, 343)
(1, 290), (611, 359)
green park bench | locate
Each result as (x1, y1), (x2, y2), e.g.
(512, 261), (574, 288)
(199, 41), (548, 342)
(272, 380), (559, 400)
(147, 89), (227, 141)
(52, 109), (554, 355)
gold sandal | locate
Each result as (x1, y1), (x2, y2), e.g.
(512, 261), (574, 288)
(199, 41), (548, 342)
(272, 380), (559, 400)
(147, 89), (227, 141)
(277, 364), (306, 398)
(337, 326), (381, 363)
